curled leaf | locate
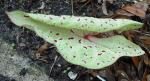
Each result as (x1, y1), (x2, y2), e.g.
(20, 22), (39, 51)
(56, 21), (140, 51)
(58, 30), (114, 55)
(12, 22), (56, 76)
(6, 11), (145, 69)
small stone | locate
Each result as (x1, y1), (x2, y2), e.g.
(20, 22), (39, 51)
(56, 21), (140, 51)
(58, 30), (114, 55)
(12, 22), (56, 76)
(147, 74), (150, 81)
(68, 71), (78, 80)
(57, 64), (61, 67)
(38, 2), (45, 9)
(19, 43), (26, 47)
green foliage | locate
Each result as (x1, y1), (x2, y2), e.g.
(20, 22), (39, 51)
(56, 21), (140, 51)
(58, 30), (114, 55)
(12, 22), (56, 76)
(7, 11), (144, 69)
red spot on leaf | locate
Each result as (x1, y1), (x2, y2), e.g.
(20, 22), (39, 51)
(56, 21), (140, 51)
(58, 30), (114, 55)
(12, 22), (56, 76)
(70, 29), (75, 33)
(59, 38), (63, 40)
(82, 60), (86, 64)
(50, 31), (52, 33)
(79, 39), (81, 43)
(24, 15), (29, 18)
(102, 50), (105, 52)
(87, 46), (92, 48)
(98, 53), (102, 55)
(68, 37), (74, 40)
(56, 33), (59, 35)
(128, 46), (131, 48)
(54, 40), (57, 42)
(83, 46), (87, 49)
(70, 46), (72, 48)
(90, 21), (94, 23)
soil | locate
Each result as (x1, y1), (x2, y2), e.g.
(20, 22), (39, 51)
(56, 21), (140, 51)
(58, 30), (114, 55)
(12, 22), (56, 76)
(0, 0), (149, 81)
(0, 74), (15, 81)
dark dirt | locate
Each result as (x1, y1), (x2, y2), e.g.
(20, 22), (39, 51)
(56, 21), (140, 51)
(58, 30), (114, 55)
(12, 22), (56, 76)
(0, 74), (16, 81)
(0, 0), (150, 81)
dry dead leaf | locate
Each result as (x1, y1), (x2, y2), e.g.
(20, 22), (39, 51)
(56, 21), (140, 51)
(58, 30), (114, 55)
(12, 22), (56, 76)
(35, 42), (50, 58)
(102, 0), (108, 15)
(116, 9), (135, 17)
(132, 57), (140, 68)
(106, 0), (114, 4)
(147, 74), (150, 81)
(143, 54), (150, 66)
(142, 68), (148, 81)
(121, 2), (148, 18)
(139, 36), (150, 47)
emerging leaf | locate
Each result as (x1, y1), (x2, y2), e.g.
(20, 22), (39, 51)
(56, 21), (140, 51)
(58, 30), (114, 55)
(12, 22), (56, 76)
(7, 11), (145, 69)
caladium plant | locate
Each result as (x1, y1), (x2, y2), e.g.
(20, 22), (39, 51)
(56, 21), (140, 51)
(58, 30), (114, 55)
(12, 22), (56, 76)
(7, 11), (145, 69)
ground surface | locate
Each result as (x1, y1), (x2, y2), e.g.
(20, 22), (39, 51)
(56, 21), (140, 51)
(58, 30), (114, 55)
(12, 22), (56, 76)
(0, 0), (150, 81)
(0, 38), (53, 81)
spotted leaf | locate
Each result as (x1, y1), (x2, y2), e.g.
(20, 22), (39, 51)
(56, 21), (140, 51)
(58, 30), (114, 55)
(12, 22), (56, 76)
(6, 11), (145, 69)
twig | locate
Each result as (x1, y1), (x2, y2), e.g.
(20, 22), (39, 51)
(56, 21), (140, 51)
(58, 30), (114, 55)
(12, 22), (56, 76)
(81, 0), (91, 8)
(102, 0), (108, 15)
(49, 55), (59, 77)
(91, 71), (106, 81)
(132, 30), (150, 37)
(96, 75), (106, 81)
(71, 0), (74, 15)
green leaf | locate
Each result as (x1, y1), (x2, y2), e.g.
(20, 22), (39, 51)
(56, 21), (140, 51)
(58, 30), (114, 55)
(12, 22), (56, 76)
(6, 11), (145, 69)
